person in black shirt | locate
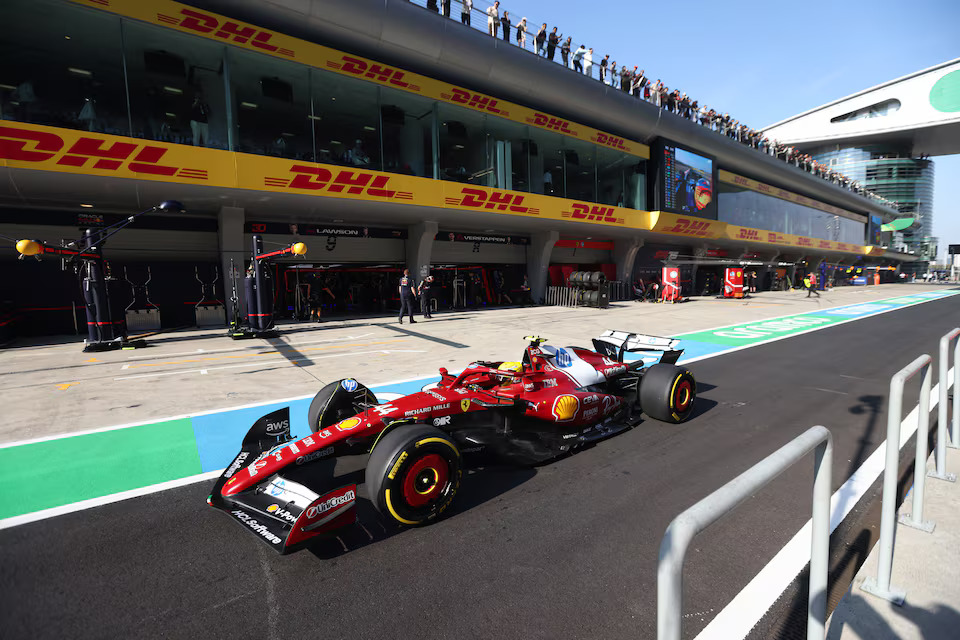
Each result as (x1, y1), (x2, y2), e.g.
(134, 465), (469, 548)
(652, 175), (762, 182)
(560, 37), (571, 67)
(398, 268), (417, 324)
(500, 11), (511, 42)
(418, 275), (435, 319)
(547, 27), (561, 61)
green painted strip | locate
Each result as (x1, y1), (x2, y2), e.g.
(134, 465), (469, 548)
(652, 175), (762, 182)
(0, 418), (201, 519)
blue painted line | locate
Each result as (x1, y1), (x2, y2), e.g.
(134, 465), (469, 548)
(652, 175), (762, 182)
(191, 376), (437, 472)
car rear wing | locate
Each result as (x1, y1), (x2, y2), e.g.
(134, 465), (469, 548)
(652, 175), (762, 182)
(592, 330), (684, 365)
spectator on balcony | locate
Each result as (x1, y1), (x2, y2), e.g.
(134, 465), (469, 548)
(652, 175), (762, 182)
(487, 2), (499, 37)
(500, 11), (511, 41)
(679, 93), (690, 118)
(599, 55), (610, 83)
(535, 23), (547, 56)
(441, 0), (451, 17)
(516, 17), (527, 47)
(461, 0), (472, 25)
(690, 100), (699, 122)
(547, 27), (561, 61)
(609, 61), (618, 88)
(561, 37), (571, 67)
(584, 47), (594, 77)
(631, 67), (646, 99)
(572, 44), (586, 72)
(620, 66), (631, 93)
(427, 0), (438, 13)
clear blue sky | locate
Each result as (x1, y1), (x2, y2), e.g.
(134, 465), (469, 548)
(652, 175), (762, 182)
(479, 0), (959, 258)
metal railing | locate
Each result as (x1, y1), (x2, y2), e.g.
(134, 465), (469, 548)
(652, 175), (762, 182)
(657, 425), (833, 640)
(545, 285), (579, 308)
(860, 354), (933, 605)
(932, 328), (959, 479)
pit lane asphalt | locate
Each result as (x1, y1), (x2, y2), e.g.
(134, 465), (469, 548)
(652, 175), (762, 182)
(2, 293), (959, 640)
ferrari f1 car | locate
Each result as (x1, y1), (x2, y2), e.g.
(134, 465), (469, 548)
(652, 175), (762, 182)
(209, 332), (697, 553)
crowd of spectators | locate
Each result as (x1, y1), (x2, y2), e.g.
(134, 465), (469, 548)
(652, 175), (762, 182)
(413, 0), (897, 210)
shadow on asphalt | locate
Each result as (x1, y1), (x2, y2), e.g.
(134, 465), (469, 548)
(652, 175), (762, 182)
(306, 465), (537, 560)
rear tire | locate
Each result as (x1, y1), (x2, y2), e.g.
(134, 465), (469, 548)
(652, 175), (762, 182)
(639, 363), (697, 423)
(366, 424), (461, 526)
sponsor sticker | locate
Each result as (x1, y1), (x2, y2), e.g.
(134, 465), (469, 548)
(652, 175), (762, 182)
(461, 399), (471, 412)
(433, 415), (452, 426)
(554, 348), (573, 368)
(404, 404), (451, 417)
(231, 509), (282, 545)
(341, 378), (359, 392)
(224, 451), (249, 479)
(296, 447), (334, 465)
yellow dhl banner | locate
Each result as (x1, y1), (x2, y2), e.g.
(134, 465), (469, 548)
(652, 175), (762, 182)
(0, 121), (648, 230)
(69, 0), (649, 159)
(1, 121), (876, 255)
(718, 170), (857, 219)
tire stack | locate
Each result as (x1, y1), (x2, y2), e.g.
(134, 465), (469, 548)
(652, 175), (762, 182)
(567, 271), (609, 308)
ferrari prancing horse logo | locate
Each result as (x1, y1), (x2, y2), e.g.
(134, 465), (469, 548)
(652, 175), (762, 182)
(461, 399), (471, 412)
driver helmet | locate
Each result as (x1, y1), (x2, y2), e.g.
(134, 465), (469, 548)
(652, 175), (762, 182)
(498, 361), (523, 385)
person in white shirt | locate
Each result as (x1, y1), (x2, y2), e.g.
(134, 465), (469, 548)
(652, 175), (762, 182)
(487, 1), (499, 37)
(572, 45), (586, 73)
(461, 0), (472, 25)
(584, 47), (594, 77)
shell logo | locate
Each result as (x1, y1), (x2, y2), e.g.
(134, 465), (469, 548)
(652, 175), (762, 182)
(552, 395), (580, 422)
(336, 417), (362, 431)
(267, 504), (279, 513)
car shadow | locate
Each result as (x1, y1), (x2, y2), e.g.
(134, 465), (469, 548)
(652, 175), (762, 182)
(305, 465), (536, 560)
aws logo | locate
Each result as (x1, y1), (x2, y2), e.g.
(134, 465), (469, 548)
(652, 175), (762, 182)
(445, 188), (538, 215)
(530, 113), (574, 134)
(328, 56), (416, 90)
(562, 204), (623, 224)
(663, 217), (712, 237)
(0, 125), (208, 180)
(157, 8), (295, 57)
(592, 133), (628, 150)
(268, 165), (414, 200)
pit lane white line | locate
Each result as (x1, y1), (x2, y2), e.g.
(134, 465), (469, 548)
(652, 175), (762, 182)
(122, 333), (374, 360)
(693, 371), (951, 640)
(0, 291), (953, 545)
(112, 349), (426, 380)
(0, 373), (436, 450)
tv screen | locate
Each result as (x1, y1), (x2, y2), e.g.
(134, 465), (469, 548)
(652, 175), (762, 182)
(662, 144), (714, 216)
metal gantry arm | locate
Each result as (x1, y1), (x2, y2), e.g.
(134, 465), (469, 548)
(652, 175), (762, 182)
(657, 425), (833, 640)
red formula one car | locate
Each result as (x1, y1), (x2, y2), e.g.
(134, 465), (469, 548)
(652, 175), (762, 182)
(209, 332), (697, 552)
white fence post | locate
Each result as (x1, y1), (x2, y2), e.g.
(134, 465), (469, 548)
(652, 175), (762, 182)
(861, 354), (934, 606)
(930, 328), (959, 480)
(657, 426), (833, 640)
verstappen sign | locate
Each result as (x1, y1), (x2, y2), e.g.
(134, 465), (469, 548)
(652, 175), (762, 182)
(70, 0), (648, 160)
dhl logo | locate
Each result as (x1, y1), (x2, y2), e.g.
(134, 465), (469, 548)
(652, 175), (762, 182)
(157, 8), (295, 57)
(737, 228), (760, 241)
(767, 232), (786, 243)
(663, 218), (712, 237)
(757, 184), (771, 193)
(327, 56), (417, 90)
(592, 133), (627, 151)
(444, 188), (538, 215)
(561, 204), (622, 224)
(445, 89), (503, 115)
(797, 237), (812, 247)
(733, 176), (750, 186)
(777, 190), (791, 198)
(529, 113), (574, 134)
(837, 243), (849, 251)
(819, 240), (832, 249)
(267, 165), (414, 200)
(0, 125), (208, 180)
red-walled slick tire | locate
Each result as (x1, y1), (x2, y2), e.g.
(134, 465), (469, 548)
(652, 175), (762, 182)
(366, 424), (462, 526)
(639, 363), (697, 424)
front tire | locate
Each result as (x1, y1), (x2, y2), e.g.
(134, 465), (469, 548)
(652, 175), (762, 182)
(366, 424), (462, 526)
(639, 363), (697, 423)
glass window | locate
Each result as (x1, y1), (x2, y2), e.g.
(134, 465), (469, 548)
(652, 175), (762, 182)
(122, 20), (228, 148)
(311, 69), (381, 170)
(229, 47), (311, 159)
(1, 0), (126, 135)
(379, 85), (435, 178)
(437, 103), (488, 185)
(527, 127), (566, 196)
(563, 138), (597, 202)
(483, 116), (529, 192)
